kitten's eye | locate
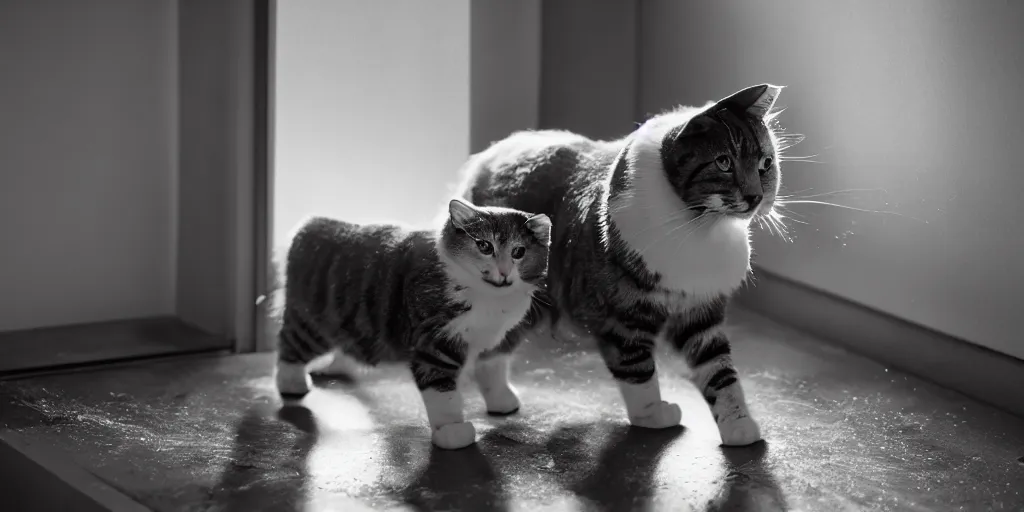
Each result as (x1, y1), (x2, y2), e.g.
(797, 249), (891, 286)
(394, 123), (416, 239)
(510, 246), (526, 259)
(761, 156), (774, 172)
(476, 240), (494, 255)
(715, 155), (732, 172)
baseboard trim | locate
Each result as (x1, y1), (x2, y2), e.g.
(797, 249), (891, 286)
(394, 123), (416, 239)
(0, 431), (150, 512)
(735, 266), (1024, 419)
(0, 316), (232, 377)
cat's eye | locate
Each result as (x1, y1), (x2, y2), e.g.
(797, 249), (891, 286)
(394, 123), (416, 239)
(510, 246), (526, 259)
(714, 155), (732, 172)
(761, 156), (774, 171)
(476, 240), (494, 255)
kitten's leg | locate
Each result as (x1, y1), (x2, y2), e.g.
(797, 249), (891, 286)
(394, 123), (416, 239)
(598, 329), (682, 429)
(275, 310), (333, 397)
(668, 316), (761, 446)
(474, 328), (528, 415)
(411, 339), (475, 450)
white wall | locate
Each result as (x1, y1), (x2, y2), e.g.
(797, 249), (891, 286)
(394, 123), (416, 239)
(274, 0), (472, 240)
(639, 0), (1024, 360)
(0, 0), (178, 332)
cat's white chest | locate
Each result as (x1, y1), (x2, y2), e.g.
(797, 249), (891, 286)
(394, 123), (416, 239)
(443, 289), (532, 353)
(647, 218), (752, 296)
(615, 209), (752, 297)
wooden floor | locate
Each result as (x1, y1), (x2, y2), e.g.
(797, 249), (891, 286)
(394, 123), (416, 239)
(2, 307), (1023, 511)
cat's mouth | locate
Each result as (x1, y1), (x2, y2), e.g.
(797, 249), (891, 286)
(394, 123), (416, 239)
(483, 278), (513, 288)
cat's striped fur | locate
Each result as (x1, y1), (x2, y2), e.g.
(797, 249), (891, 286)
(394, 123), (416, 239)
(456, 84), (784, 446)
(273, 198), (551, 449)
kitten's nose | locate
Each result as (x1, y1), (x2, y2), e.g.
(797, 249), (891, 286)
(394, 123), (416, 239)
(497, 262), (513, 278)
(744, 194), (763, 210)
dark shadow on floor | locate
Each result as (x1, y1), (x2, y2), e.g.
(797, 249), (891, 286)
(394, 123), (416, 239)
(204, 403), (319, 512)
(379, 425), (509, 512)
(708, 441), (788, 512)
(545, 423), (685, 512)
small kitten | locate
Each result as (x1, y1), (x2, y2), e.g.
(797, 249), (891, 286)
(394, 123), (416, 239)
(273, 198), (552, 450)
(456, 84), (785, 446)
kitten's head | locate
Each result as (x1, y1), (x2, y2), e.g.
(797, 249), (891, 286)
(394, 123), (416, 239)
(654, 84), (784, 219)
(439, 198), (551, 293)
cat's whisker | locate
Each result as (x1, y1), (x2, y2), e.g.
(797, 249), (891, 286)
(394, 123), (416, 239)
(777, 187), (886, 201)
(640, 211), (713, 255)
(673, 212), (716, 252)
(779, 157), (822, 164)
(625, 209), (701, 239)
(778, 199), (928, 224)
(765, 211), (794, 242)
(530, 294), (553, 308)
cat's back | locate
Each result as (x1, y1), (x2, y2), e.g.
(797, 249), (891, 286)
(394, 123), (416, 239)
(286, 216), (437, 282)
(458, 129), (623, 216)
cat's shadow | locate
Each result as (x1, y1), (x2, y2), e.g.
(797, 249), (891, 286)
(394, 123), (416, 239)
(545, 423), (686, 511)
(208, 403), (320, 512)
(380, 428), (508, 512)
(707, 441), (789, 512)
(315, 374), (510, 512)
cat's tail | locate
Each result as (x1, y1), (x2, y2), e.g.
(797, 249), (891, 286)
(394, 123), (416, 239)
(256, 245), (289, 332)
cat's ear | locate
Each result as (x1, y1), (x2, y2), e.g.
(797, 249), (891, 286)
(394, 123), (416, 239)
(683, 115), (716, 135)
(717, 83), (784, 119)
(525, 214), (552, 246)
(448, 198), (481, 228)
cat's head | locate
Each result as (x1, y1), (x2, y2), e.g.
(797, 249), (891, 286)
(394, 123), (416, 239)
(439, 198), (552, 293)
(627, 84), (785, 220)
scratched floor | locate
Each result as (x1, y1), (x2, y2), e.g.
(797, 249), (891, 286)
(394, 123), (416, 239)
(2, 307), (1023, 511)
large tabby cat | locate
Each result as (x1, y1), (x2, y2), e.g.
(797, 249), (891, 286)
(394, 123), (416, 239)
(273, 199), (552, 449)
(456, 84), (784, 446)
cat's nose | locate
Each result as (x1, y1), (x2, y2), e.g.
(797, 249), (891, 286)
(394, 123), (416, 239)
(744, 194), (763, 209)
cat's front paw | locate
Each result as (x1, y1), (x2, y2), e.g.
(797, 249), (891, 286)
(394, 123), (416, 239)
(719, 415), (762, 446)
(629, 401), (682, 429)
(432, 421), (477, 450)
(484, 386), (521, 416)
(276, 361), (312, 398)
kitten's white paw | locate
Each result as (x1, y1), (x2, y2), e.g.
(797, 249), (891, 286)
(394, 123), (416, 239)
(276, 361), (312, 397)
(629, 401), (682, 429)
(309, 352), (364, 377)
(432, 421), (477, 450)
(484, 386), (521, 416)
(719, 415), (762, 446)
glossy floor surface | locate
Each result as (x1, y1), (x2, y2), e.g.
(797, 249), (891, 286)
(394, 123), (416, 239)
(2, 308), (1024, 511)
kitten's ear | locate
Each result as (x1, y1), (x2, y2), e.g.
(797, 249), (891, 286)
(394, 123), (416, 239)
(525, 214), (552, 246)
(448, 198), (481, 228)
(717, 83), (784, 119)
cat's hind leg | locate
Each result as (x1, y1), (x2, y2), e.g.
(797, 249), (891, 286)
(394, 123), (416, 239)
(275, 310), (333, 398)
(411, 338), (475, 450)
